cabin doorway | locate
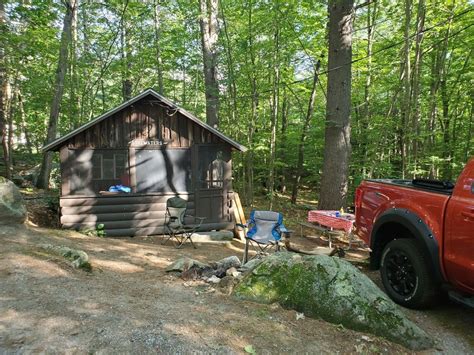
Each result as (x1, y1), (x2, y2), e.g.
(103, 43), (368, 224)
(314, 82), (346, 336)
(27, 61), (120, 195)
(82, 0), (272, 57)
(193, 144), (231, 224)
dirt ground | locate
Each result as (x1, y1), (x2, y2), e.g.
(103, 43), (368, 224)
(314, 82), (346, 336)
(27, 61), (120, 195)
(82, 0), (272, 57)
(1, 224), (473, 354)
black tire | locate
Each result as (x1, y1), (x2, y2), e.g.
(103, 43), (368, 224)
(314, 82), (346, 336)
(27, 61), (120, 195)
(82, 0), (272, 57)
(380, 239), (439, 309)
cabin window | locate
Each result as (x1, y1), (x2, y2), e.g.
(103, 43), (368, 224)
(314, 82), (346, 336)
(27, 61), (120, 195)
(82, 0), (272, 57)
(92, 155), (102, 179)
(92, 153), (127, 180)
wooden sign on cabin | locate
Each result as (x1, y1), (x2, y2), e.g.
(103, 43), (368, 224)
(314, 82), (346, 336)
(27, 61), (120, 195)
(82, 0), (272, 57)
(43, 88), (247, 237)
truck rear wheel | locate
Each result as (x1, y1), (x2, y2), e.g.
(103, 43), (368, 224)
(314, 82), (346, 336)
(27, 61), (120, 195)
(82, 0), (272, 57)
(380, 239), (439, 309)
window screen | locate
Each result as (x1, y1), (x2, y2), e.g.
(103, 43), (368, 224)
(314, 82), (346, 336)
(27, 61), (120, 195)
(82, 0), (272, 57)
(135, 148), (191, 193)
(103, 158), (115, 179)
(115, 154), (126, 178)
(197, 146), (230, 189)
(92, 154), (102, 179)
(69, 149), (129, 195)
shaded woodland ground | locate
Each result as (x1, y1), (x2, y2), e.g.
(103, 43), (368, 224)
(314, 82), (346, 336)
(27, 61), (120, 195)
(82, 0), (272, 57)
(1, 220), (474, 353)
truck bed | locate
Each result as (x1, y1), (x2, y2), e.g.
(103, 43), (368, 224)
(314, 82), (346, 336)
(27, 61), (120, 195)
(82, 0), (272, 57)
(366, 178), (454, 195)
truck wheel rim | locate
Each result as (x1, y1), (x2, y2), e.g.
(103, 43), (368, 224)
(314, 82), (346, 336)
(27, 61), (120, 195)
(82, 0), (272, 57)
(385, 250), (417, 297)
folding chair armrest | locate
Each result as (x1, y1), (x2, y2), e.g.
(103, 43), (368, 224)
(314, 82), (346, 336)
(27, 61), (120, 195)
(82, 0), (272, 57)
(236, 223), (247, 229)
(189, 216), (206, 227)
(278, 225), (292, 238)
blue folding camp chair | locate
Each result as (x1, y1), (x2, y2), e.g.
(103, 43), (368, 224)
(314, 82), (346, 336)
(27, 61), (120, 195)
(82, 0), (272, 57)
(237, 210), (289, 263)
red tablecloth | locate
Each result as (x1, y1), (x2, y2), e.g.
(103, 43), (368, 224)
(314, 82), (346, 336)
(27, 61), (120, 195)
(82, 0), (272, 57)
(307, 210), (355, 233)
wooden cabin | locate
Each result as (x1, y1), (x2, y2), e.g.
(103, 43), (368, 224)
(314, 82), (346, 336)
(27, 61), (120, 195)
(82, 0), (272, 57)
(43, 88), (247, 237)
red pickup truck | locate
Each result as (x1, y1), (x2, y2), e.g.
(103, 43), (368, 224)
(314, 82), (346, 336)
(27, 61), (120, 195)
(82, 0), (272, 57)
(355, 158), (474, 309)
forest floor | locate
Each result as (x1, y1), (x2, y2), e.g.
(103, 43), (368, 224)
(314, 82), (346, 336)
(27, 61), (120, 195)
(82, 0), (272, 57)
(1, 219), (474, 354)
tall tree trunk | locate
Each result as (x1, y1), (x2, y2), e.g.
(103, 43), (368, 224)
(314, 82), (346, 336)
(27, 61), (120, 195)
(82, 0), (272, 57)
(465, 99), (473, 162)
(36, 0), (77, 189)
(279, 87), (290, 193)
(291, 60), (320, 204)
(0, 0), (11, 179)
(411, 0), (425, 175)
(181, 53), (187, 105)
(17, 90), (32, 154)
(440, 75), (451, 179)
(121, 8), (132, 101)
(360, 0), (377, 178)
(153, 0), (164, 95)
(268, 18), (280, 210)
(220, 1), (238, 128)
(221, 1), (243, 199)
(436, 22), (452, 179)
(245, 0), (256, 207)
(199, 0), (219, 128)
(7, 79), (14, 167)
(400, 0), (412, 178)
(426, 47), (440, 169)
(69, 1), (79, 130)
(319, 0), (353, 210)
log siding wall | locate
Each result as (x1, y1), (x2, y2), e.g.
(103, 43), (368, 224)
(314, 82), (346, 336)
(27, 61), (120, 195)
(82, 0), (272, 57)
(60, 192), (234, 237)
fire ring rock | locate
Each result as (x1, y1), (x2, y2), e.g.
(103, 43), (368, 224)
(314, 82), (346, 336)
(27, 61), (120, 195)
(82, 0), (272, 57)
(0, 177), (27, 225)
(233, 252), (433, 351)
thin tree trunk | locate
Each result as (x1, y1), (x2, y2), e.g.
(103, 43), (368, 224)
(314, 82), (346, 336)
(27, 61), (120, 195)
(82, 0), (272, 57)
(220, 1), (237, 127)
(17, 90), (32, 154)
(361, 0), (377, 178)
(465, 100), (473, 162)
(36, 0), (77, 189)
(0, 0), (11, 179)
(153, 0), (164, 94)
(437, 22), (452, 179)
(400, 0), (412, 178)
(280, 87), (289, 193)
(121, 9), (132, 101)
(199, 0), (219, 128)
(291, 60), (321, 204)
(7, 80), (14, 168)
(69, 1), (79, 130)
(268, 19), (280, 210)
(411, 0), (425, 175)
(440, 75), (451, 179)
(245, 0), (256, 207)
(319, 0), (354, 210)
(221, 1), (243, 199)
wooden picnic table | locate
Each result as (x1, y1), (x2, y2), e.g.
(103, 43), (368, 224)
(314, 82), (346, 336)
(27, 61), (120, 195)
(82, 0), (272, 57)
(303, 210), (356, 248)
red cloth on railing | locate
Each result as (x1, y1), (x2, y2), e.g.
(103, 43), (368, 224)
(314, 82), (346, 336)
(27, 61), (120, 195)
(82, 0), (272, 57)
(307, 210), (355, 233)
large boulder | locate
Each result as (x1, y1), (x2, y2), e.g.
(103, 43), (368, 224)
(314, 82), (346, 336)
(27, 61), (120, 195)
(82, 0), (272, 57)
(0, 177), (27, 225)
(233, 252), (433, 351)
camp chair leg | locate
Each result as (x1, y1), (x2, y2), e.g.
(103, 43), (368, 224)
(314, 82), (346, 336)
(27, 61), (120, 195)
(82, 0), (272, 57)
(176, 232), (197, 249)
(188, 236), (197, 249)
(243, 239), (250, 264)
(161, 233), (173, 245)
(176, 234), (186, 248)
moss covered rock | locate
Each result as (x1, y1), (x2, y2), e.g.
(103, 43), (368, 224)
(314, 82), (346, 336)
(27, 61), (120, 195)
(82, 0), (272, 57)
(233, 252), (433, 350)
(39, 244), (92, 271)
(0, 177), (27, 225)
